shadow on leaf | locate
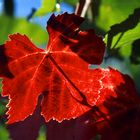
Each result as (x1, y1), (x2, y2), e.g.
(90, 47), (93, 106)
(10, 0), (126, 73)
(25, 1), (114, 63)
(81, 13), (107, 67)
(106, 7), (140, 50)
(0, 45), (14, 78)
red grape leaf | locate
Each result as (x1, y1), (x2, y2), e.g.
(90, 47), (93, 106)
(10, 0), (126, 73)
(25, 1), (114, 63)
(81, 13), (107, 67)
(47, 13), (105, 64)
(0, 13), (105, 124)
(83, 68), (140, 140)
(46, 68), (140, 140)
(98, 72), (140, 140)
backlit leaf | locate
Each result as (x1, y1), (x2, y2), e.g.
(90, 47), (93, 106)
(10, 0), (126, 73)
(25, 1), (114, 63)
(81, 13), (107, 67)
(0, 13), (105, 124)
(47, 68), (140, 140)
(0, 15), (48, 45)
(34, 0), (56, 17)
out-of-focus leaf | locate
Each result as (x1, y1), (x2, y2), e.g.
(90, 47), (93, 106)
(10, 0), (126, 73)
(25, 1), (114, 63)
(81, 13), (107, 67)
(63, 0), (78, 6)
(34, 0), (56, 17)
(0, 15), (48, 45)
(0, 80), (2, 93)
(0, 91), (7, 116)
(130, 39), (140, 64)
(96, 0), (140, 31)
(0, 125), (9, 140)
(129, 64), (140, 91)
(0, 104), (6, 115)
(37, 125), (46, 140)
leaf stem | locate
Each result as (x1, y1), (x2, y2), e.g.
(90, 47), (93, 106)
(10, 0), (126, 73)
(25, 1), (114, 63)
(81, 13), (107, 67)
(75, 0), (91, 17)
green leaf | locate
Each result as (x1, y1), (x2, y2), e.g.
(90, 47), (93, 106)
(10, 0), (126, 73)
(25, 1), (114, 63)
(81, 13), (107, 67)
(0, 126), (9, 140)
(0, 15), (48, 45)
(129, 64), (140, 91)
(37, 125), (46, 140)
(0, 104), (6, 116)
(99, 0), (140, 57)
(96, 0), (140, 31)
(105, 23), (140, 57)
(34, 0), (56, 17)
(118, 25), (140, 57)
(63, 0), (78, 6)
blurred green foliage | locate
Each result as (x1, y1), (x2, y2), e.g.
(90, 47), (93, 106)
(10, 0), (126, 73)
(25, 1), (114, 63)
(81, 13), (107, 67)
(96, 0), (140, 30)
(0, 126), (9, 140)
(0, 103), (6, 116)
(37, 126), (46, 140)
(34, 0), (57, 17)
(0, 16), (48, 45)
(63, 0), (78, 6)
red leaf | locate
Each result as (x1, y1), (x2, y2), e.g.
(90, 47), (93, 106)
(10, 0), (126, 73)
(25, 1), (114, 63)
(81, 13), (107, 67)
(98, 72), (140, 140)
(0, 13), (105, 124)
(47, 13), (105, 64)
(84, 68), (140, 140)
(46, 68), (140, 140)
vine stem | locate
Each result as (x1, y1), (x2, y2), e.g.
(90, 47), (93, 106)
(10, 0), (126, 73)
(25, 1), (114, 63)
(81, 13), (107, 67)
(75, 0), (91, 17)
